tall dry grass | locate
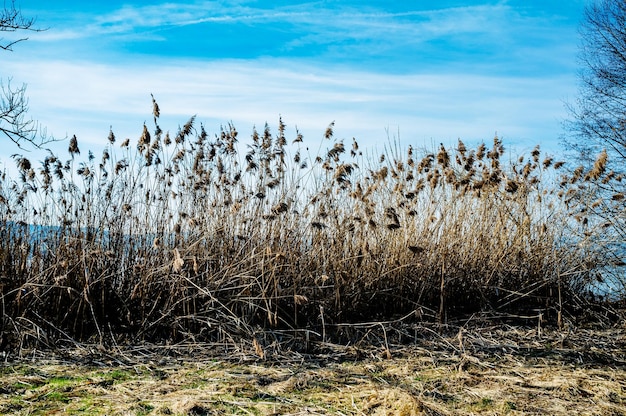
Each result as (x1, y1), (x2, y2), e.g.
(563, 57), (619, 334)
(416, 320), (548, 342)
(0, 101), (620, 352)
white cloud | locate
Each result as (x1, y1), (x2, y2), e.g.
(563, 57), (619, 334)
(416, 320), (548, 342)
(2, 56), (575, 162)
(28, 2), (550, 54)
(1, 1), (580, 170)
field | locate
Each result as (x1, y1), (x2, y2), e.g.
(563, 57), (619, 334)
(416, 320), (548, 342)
(1, 108), (626, 414)
(1, 327), (625, 415)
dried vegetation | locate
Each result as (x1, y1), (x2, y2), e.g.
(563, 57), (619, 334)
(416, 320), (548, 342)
(0, 100), (624, 354)
(1, 326), (624, 415)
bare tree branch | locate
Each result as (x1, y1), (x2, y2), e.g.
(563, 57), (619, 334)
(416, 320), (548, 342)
(0, 0), (39, 51)
(563, 1), (626, 288)
(565, 0), (626, 169)
(0, 79), (38, 148)
(0, 1), (54, 149)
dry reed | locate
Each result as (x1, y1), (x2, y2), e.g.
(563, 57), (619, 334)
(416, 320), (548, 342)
(0, 102), (622, 353)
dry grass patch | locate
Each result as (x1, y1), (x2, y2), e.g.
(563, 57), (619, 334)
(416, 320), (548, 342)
(1, 327), (624, 415)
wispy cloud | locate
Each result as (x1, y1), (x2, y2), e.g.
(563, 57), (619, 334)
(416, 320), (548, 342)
(3, 56), (575, 155)
(28, 1), (573, 75)
(75, 2), (523, 42)
(2, 1), (581, 169)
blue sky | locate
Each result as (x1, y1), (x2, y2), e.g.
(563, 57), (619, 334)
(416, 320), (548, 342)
(3, 0), (587, 165)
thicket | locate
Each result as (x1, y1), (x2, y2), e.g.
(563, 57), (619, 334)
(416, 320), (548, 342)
(0, 101), (623, 353)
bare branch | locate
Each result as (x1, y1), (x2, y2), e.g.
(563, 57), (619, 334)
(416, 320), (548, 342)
(565, 0), (626, 171)
(0, 0), (40, 51)
(0, 79), (37, 148)
(0, 1), (53, 149)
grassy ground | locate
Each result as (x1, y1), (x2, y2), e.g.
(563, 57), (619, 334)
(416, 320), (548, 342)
(1, 327), (624, 415)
